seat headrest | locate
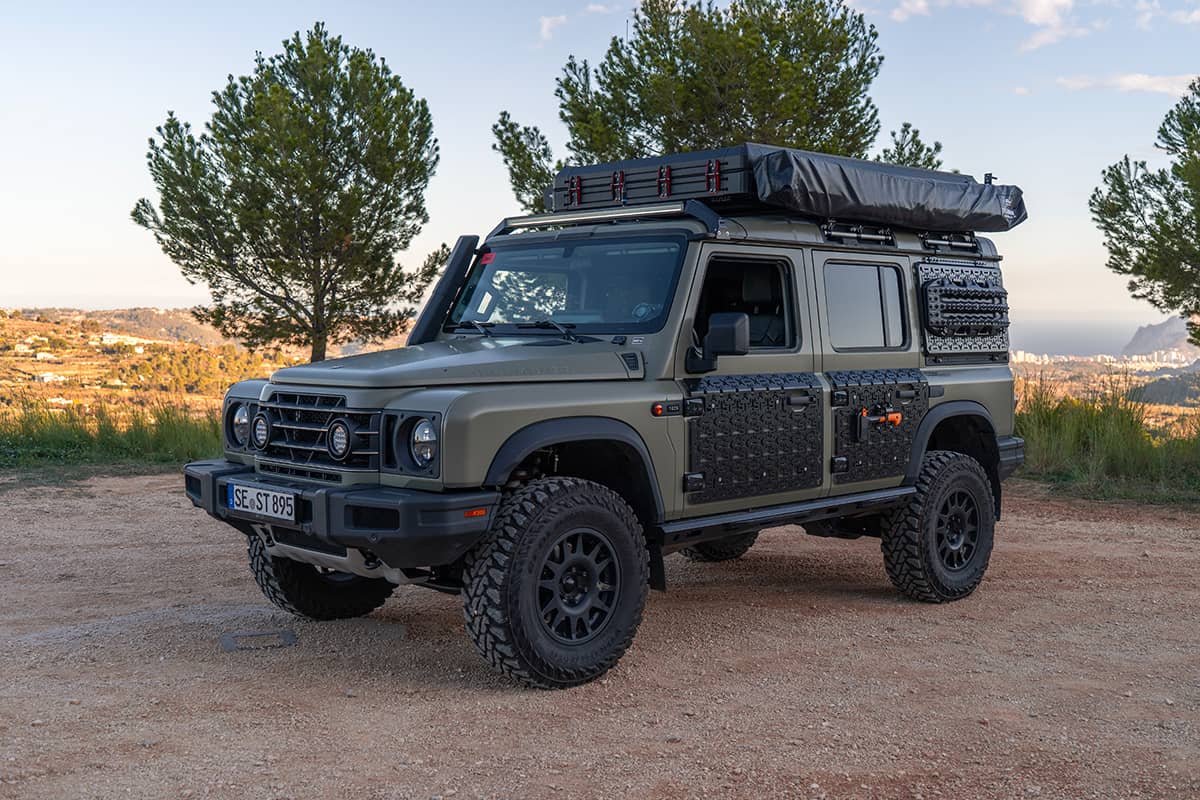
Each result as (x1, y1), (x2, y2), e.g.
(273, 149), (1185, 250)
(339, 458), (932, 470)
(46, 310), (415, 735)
(742, 268), (776, 306)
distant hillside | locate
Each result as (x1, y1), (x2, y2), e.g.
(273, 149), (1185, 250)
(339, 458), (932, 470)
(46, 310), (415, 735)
(14, 307), (231, 347)
(1134, 372), (1200, 408)
(1123, 316), (1200, 358)
(6, 307), (407, 358)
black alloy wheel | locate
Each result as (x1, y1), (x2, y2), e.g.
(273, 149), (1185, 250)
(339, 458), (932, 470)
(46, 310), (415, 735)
(935, 489), (980, 571)
(537, 528), (621, 644)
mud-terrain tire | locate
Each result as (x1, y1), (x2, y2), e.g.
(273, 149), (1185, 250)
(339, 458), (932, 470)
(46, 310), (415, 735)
(680, 532), (759, 562)
(882, 450), (995, 603)
(247, 536), (395, 620)
(461, 477), (649, 689)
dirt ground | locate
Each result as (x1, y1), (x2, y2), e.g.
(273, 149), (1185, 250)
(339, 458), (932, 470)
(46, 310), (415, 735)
(0, 473), (1197, 800)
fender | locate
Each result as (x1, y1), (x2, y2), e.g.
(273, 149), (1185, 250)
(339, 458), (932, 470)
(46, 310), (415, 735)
(904, 400), (996, 485)
(484, 416), (665, 523)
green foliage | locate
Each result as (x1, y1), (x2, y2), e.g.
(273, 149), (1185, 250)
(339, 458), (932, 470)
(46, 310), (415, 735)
(132, 23), (442, 361)
(1090, 78), (1200, 347)
(106, 344), (272, 394)
(0, 400), (221, 468)
(877, 122), (944, 170)
(1015, 376), (1200, 502)
(495, 0), (886, 212)
(492, 112), (559, 215)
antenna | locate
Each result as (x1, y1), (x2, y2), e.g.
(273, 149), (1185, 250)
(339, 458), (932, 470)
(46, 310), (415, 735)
(984, 173), (995, 185)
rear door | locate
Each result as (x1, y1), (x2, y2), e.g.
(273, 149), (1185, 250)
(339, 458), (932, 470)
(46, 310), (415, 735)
(673, 243), (823, 515)
(811, 251), (928, 491)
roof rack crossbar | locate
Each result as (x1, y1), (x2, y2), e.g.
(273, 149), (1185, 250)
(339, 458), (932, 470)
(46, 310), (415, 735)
(488, 199), (721, 239)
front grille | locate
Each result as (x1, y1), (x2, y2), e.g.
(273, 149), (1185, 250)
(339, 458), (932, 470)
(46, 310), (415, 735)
(257, 391), (381, 475)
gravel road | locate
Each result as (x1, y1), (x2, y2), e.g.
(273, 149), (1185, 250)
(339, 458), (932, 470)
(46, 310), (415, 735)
(1, 473), (1197, 799)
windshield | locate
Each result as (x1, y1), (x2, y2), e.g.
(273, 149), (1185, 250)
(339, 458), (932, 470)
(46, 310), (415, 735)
(447, 235), (687, 335)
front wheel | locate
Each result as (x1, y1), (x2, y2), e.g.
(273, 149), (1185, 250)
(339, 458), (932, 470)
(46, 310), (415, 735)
(461, 477), (649, 689)
(881, 450), (996, 603)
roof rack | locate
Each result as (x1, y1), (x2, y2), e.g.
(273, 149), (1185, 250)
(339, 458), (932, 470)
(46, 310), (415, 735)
(488, 199), (723, 239)
(543, 143), (1027, 234)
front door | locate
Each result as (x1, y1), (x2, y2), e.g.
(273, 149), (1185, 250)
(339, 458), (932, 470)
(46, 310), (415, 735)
(674, 244), (823, 514)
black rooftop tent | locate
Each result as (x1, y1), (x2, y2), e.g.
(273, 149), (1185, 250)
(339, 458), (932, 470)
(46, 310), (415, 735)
(546, 142), (1028, 234)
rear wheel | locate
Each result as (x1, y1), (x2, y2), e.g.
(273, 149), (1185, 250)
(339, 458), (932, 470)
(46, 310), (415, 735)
(881, 450), (995, 603)
(680, 531), (759, 562)
(803, 515), (885, 539)
(247, 537), (395, 620)
(461, 477), (648, 689)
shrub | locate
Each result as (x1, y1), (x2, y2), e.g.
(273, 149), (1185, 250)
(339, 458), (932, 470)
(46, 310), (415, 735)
(1015, 374), (1200, 502)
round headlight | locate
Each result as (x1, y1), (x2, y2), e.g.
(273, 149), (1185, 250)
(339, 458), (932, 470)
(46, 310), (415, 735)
(231, 404), (250, 447)
(251, 413), (270, 450)
(411, 419), (438, 467)
(328, 420), (352, 460)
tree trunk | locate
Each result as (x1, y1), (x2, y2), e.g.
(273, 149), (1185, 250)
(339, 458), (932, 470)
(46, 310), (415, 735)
(310, 332), (327, 363)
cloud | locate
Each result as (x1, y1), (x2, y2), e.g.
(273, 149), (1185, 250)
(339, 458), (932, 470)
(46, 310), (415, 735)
(891, 0), (931, 20)
(539, 14), (568, 41)
(1057, 73), (1198, 96)
(1172, 6), (1200, 22)
(1013, 86), (1031, 95)
(1015, 0), (1070, 27)
(1019, 21), (1091, 50)
(584, 3), (623, 12)
(1135, 0), (1162, 28)
(887, 0), (1110, 51)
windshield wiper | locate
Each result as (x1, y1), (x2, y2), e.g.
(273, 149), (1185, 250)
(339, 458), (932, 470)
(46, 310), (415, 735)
(516, 319), (579, 341)
(447, 320), (495, 337)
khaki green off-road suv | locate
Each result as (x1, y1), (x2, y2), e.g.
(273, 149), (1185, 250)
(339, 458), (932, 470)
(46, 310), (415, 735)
(185, 144), (1026, 688)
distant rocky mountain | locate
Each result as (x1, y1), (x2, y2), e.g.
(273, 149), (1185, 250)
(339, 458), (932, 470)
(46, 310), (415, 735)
(1122, 316), (1200, 358)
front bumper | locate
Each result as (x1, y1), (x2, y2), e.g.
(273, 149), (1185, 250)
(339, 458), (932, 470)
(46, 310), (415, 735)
(183, 460), (499, 569)
(997, 435), (1025, 481)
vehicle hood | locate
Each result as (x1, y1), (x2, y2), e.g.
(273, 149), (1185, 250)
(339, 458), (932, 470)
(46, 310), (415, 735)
(270, 337), (644, 388)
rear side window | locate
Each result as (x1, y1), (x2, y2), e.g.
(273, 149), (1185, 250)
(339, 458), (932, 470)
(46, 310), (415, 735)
(824, 262), (907, 350)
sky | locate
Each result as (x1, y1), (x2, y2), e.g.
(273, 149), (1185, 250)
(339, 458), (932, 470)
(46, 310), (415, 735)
(1, 0), (1197, 354)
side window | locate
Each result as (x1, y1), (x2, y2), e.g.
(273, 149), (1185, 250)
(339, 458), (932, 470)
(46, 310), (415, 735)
(824, 262), (907, 350)
(694, 257), (796, 349)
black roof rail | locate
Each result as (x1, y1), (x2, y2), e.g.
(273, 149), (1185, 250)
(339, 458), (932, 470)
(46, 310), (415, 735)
(487, 198), (723, 240)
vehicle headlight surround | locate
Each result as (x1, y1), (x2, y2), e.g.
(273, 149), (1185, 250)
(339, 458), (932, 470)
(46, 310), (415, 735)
(251, 413), (271, 450)
(230, 404), (250, 447)
(410, 418), (438, 467)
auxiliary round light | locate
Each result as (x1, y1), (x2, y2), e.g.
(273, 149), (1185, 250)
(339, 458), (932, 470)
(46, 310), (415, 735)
(410, 419), (438, 467)
(231, 404), (250, 447)
(328, 420), (352, 460)
(251, 413), (271, 450)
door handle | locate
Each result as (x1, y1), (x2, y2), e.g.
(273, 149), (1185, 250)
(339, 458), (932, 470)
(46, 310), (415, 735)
(896, 389), (918, 400)
(787, 394), (815, 408)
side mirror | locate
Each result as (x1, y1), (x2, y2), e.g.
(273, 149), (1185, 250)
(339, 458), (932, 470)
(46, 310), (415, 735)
(686, 312), (750, 373)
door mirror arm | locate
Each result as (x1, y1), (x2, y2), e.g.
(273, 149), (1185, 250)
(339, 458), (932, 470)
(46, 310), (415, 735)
(686, 312), (750, 374)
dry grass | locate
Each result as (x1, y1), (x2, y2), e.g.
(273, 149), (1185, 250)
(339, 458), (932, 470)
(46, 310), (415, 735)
(1015, 374), (1200, 502)
(0, 397), (220, 469)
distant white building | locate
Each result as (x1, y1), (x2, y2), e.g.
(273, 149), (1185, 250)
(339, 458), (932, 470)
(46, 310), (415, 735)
(35, 351), (55, 360)
(13, 343), (32, 354)
(37, 372), (66, 383)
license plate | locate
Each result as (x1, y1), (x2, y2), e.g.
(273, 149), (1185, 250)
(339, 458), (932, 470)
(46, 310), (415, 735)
(227, 483), (296, 522)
